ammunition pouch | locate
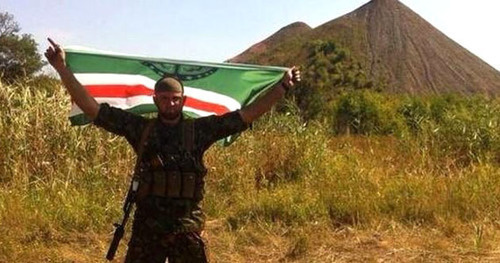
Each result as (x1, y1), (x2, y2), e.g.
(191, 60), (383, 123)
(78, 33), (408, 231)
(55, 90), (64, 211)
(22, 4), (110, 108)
(136, 119), (205, 202)
(137, 170), (204, 201)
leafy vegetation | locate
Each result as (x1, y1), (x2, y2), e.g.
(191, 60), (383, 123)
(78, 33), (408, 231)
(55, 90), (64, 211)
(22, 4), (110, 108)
(0, 11), (44, 82)
(292, 40), (375, 121)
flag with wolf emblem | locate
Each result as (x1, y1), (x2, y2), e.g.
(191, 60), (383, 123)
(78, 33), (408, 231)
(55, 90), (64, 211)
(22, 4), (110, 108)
(64, 46), (287, 125)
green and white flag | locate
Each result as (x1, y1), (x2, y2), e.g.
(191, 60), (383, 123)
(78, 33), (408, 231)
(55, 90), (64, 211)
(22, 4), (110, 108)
(65, 46), (288, 125)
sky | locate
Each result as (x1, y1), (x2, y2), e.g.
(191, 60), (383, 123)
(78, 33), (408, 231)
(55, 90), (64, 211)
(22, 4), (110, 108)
(2, 0), (500, 71)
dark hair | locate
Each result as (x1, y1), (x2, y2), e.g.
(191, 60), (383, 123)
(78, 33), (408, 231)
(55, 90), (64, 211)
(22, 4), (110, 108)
(154, 75), (184, 93)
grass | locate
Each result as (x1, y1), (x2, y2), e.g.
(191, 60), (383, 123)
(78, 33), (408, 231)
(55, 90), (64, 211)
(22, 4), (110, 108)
(0, 79), (499, 262)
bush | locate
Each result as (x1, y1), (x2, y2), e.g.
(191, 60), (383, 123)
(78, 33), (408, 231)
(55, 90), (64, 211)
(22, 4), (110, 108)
(427, 95), (499, 164)
(399, 96), (429, 134)
(333, 90), (403, 135)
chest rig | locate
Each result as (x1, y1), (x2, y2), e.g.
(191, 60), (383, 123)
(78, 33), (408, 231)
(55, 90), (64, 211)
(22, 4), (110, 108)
(137, 119), (206, 202)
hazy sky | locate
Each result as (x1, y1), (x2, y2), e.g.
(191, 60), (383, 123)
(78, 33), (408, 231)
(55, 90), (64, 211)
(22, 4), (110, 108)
(2, 0), (499, 70)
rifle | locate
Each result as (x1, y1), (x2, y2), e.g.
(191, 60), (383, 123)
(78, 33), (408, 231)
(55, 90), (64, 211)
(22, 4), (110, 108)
(106, 179), (139, 260)
(106, 120), (155, 261)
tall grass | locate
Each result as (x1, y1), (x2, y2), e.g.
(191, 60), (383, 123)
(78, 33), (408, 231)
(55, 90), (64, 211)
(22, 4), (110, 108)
(0, 79), (499, 262)
(0, 78), (135, 260)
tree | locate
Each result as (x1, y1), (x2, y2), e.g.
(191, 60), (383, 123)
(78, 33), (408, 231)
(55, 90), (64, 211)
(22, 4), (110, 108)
(293, 40), (374, 120)
(0, 12), (44, 82)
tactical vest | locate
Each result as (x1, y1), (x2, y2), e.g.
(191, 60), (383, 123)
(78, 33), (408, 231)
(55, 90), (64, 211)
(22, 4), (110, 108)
(136, 119), (206, 203)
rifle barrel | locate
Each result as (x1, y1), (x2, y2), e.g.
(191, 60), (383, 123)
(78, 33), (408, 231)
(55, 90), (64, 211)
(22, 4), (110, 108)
(106, 226), (124, 261)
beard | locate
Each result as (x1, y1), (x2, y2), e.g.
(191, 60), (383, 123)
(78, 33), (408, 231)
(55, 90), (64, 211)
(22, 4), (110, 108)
(159, 110), (181, 121)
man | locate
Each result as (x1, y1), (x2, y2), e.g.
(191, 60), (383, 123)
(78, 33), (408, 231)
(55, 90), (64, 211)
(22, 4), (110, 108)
(45, 38), (300, 262)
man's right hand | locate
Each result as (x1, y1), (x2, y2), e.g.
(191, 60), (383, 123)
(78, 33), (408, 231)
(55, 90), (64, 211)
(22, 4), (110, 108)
(44, 38), (66, 71)
(43, 37), (100, 120)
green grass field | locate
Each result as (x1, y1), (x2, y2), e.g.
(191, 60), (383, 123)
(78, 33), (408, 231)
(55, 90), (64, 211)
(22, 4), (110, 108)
(0, 79), (499, 262)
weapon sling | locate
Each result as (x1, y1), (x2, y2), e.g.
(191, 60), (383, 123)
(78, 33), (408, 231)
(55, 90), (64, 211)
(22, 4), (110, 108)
(106, 119), (156, 261)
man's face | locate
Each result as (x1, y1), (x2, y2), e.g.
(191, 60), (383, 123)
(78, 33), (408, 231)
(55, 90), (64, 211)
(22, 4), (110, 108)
(153, 90), (186, 121)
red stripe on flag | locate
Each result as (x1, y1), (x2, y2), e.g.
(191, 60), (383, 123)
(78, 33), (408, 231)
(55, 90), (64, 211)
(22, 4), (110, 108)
(84, 84), (230, 115)
(184, 97), (230, 115)
(86, 85), (154, 97)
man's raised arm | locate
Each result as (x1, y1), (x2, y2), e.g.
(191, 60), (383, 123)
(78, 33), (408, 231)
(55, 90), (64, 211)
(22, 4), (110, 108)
(45, 38), (100, 120)
(239, 66), (301, 124)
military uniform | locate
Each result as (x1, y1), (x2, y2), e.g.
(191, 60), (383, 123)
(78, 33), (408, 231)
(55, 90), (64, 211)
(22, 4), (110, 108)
(94, 103), (248, 263)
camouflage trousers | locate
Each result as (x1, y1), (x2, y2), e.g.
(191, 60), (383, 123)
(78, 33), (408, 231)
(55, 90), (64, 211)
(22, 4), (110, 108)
(124, 231), (207, 262)
(124, 198), (207, 263)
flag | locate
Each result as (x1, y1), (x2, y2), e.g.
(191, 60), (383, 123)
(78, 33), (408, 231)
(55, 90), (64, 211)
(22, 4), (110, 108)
(64, 46), (288, 126)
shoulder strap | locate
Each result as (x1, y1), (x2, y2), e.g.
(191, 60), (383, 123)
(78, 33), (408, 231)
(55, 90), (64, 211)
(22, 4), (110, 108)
(182, 119), (195, 152)
(134, 119), (156, 173)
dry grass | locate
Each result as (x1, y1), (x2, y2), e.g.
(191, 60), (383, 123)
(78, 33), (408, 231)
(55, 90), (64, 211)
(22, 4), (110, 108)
(0, 79), (499, 262)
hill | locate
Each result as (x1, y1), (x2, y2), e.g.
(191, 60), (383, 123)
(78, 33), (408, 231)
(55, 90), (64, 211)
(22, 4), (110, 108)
(230, 0), (500, 94)
(229, 22), (312, 64)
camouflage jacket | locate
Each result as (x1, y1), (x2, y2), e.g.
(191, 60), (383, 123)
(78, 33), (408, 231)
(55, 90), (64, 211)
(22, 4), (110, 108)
(94, 103), (248, 233)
